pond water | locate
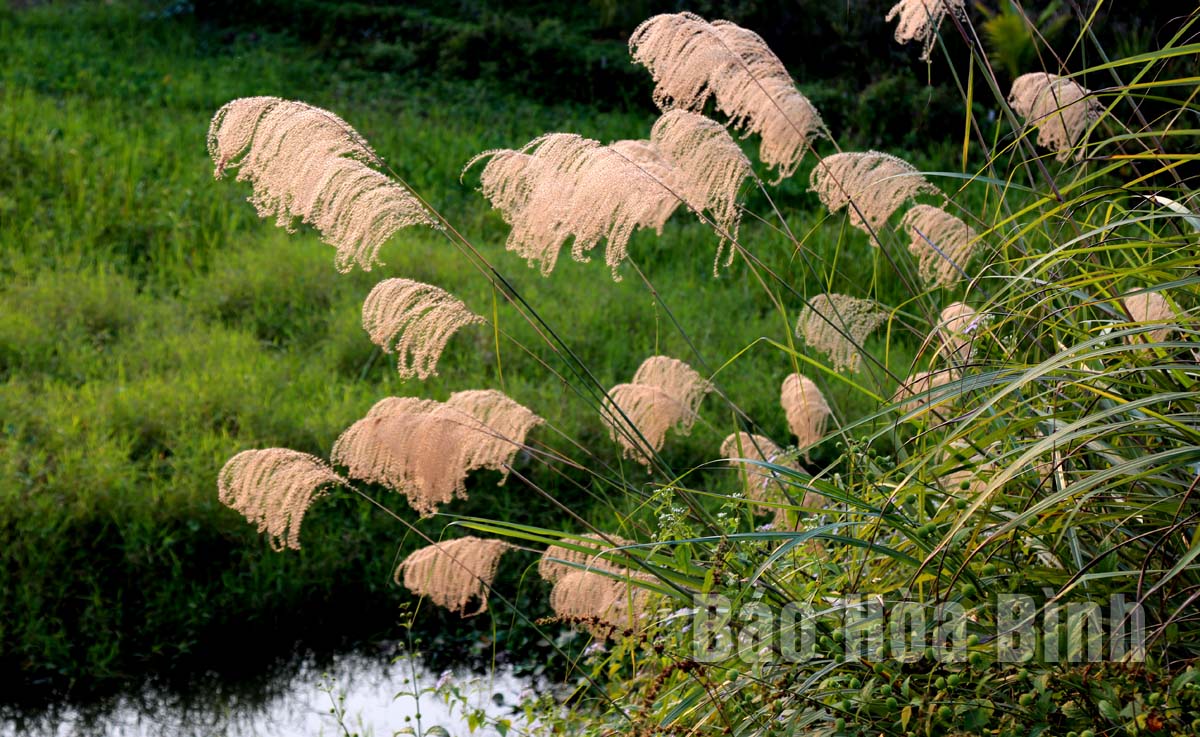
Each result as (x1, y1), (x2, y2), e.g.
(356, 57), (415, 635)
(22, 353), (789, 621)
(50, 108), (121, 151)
(3, 649), (542, 737)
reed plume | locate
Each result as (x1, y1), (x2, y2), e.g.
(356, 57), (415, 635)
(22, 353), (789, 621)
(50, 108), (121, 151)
(207, 97), (432, 272)
(779, 374), (830, 458)
(470, 133), (678, 279)
(605, 356), (712, 464)
(361, 278), (485, 380)
(1008, 73), (1100, 162)
(217, 448), (347, 551)
(469, 113), (750, 278)
(892, 368), (959, 417)
(810, 151), (939, 234)
(650, 110), (753, 272)
(550, 570), (652, 638)
(396, 536), (512, 616)
(538, 534), (634, 584)
(1123, 291), (1175, 345)
(935, 302), (977, 364)
(629, 12), (825, 180)
(721, 432), (823, 523)
(331, 391), (541, 516)
(901, 205), (979, 287)
(796, 294), (888, 372)
(886, 0), (966, 61)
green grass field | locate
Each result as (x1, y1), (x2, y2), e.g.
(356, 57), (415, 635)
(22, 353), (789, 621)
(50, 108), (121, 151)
(0, 2), (971, 695)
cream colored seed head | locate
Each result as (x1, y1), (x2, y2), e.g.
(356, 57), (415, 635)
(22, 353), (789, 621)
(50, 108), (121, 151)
(217, 448), (347, 551)
(538, 534), (635, 584)
(885, 0), (966, 61)
(549, 570), (653, 639)
(629, 12), (825, 180)
(1123, 291), (1175, 346)
(649, 110), (753, 272)
(331, 392), (541, 517)
(810, 151), (940, 235)
(605, 356), (712, 464)
(207, 97), (432, 272)
(796, 294), (888, 373)
(721, 432), (822, 524)
(902, 205), (979, 288)
(396, 536), (512, 617)
(936, 302), (977, 364)
(1009, 73), (1100, 162)
(361, 278), (485, 380)
(779, 374), (830, 457)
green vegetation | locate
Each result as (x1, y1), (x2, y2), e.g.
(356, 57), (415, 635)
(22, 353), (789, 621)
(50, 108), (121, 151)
(0, 1), (931, 696)
(4, 5), (1199, 737)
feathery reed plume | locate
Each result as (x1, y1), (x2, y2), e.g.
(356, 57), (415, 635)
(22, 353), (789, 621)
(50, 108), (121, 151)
(444, 389), (545, 484)
(396, 536), (512, 616)
(901, 205), (979, 287)
(650, 110), (753, 272)
(538, 534), (634, 584)
(1008, 73), (1100, 162)
(721, 432), (823, 523)
(331, 391), (541, 516)
(810, 151), (940, 234)
(361, 278), (485, 380)
(550, 570), (652, 638)
(885, 0), (966, 61)
(796, 294), (888, 372)
(629, 12), (825, 179)
(779, 374), (830, 458)
(207, 97), (432, 272)
(1123, 291), (1175, 345)
(605, 356), (713, 464)
(469, 133), (682, 279)
(892, 368), (959, 417)
(217, 448), (347, 551)
(935, 302), (977, 364)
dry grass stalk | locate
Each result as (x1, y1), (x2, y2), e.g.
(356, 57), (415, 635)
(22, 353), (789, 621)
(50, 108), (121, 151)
(935, 302), (978, 364)
(650, 110), (753, 272)
(885, 0), (966, 61)
(396, 536), (512, 616)
(721, 432), (823, 524)
(901, 205), (979, 287)
(1123, 291), (1175, 346)
(892, 368), (960, 417)
(218, 448), (347, 551)
(361, 278), (485, 380)
(207, 97), (432, 272)
(796, 294), (888, 372)
(1008, 73), (1100, 162)
(779, 374), (830, 457)
(605, 356), (713, 464)
(629, 12), (825, 179)
(550, 569), (652, 638)
(331, 391), (541, 517)
(538, 534), (635, 584)
(810, 151), (939, 234)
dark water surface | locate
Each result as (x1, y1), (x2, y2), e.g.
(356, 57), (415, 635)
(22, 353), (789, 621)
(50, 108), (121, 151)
(2, 649), (540, 737)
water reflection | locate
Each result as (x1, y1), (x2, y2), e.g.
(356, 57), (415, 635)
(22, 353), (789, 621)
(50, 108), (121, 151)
(4, 650), (537, 737)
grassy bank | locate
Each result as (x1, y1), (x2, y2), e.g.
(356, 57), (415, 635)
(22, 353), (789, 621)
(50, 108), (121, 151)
(0, 2), (968, 697)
